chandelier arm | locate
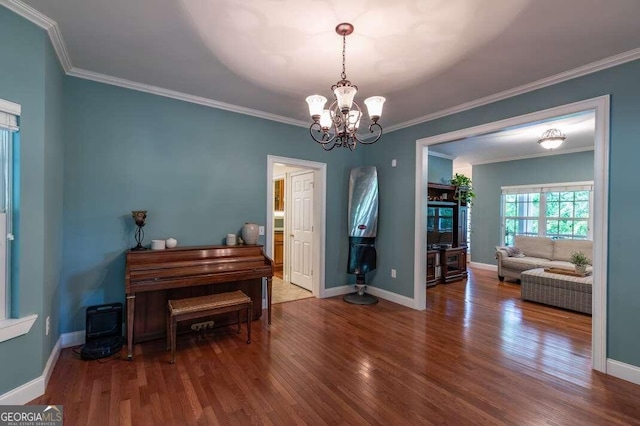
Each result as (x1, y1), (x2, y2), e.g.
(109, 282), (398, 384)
(321, 140), (340, 151)
(358, 123), (383, 145)
(309, 122), (336, 145)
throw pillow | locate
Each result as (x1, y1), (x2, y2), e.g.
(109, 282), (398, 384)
(500, 246), (525, 257)
(507, 246), (525, 257)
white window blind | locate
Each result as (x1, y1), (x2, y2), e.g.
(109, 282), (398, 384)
(0, 98), (18, 321)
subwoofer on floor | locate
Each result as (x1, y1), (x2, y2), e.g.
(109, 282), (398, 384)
(79, 302), (123, 360)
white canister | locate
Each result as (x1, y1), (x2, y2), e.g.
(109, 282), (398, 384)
(226, 234), (237, 246)
(151, 239), (166, 250)
(165, 238), (177, 249)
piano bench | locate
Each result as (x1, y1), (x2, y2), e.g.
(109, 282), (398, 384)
(167, 290), (252, 364)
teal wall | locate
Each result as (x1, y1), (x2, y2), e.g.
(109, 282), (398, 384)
(61, 78), (360, 333)
(0, 6), (63, 395)
(471, 151), (594, 265)
(427, 155), (453, 184)
(364, 58), (640, 367)
(42, 39), (65, 367)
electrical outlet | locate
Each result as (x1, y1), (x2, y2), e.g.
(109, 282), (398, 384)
(45, 316), (50, 336)
(259, 226), (265, 235)
(392, 159), (397, 167)
(391, 269), (397, 278)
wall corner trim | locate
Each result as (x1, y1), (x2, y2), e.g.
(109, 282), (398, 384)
(0, 314), (38, 343)
(606, 359), (640, 386)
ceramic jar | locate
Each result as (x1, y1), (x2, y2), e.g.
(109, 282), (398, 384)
(165, 238), (177, 248)
(241, 223), (259, 245)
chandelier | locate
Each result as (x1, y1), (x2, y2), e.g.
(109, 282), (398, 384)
(305, 23), (386, 151)
(538, 128), (566, 150)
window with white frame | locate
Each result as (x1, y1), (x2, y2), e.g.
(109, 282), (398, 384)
(501, 182), (593, 246)
(0, 101), (18, 321)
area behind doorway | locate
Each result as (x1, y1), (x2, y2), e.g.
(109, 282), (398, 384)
(271, 163), (314, 304)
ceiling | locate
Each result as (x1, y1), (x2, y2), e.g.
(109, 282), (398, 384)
(14, 0), (640, 129)
(429, 111), (595, 167)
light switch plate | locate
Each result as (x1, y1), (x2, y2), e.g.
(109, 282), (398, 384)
(259, 226), (265, 235)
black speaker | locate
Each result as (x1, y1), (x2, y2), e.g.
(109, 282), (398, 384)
(80, 302), (123, 360)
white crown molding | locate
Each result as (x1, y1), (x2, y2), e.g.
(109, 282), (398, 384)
(387, 48), (640, 134)
(2, 1), (639, 137)
(67, 68), (308, 128)
(1, 0), (72, 71)
(470, 146), (595, 166)
(427, 150), (456, 160)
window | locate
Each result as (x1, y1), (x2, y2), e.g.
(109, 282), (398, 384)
(501, 182), (593, 246)
(0, 100), (18, 321)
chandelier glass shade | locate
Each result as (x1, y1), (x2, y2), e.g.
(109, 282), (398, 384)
(538, 128), (566, 150)
(306, 23), (386, 151)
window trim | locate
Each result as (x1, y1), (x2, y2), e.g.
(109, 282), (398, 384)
(501, 181), (594, 246)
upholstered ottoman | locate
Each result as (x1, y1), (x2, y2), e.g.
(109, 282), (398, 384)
(520, 268), (592, 314)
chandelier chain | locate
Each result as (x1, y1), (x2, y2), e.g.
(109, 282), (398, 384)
(341, 33), (347, 80)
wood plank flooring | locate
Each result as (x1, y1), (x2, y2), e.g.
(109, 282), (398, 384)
(32, 267), (640, 425)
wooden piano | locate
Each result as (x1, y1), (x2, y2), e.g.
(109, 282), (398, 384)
(125, 245), (273, 359)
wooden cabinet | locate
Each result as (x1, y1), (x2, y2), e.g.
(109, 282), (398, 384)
(441, 247), (467, 283)
(274, 231), (284, 271)
(274, 179), (285, 211)
(427, 182), (468, 286)
(426, 250), (439, 287)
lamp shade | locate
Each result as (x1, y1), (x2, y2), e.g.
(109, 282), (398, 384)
(306, 95), (327, 118)
(364, 96), (386, 120)
(320, 109), (332, 129)
(334, 86), (357, 112)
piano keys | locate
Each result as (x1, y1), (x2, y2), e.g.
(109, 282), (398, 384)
(124, 245), (273, 359)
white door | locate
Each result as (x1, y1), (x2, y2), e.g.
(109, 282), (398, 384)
(290, 171), (314, 291)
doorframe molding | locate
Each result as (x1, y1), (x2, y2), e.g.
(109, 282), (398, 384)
(413, 95), (610, 373)
(267, 156), (327, 299)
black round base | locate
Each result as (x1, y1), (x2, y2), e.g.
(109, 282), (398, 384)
(343, 292), (379, 305)
(131, 245), (148, 251)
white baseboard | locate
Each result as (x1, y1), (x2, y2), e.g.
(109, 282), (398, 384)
(61, 330), (85, 348)
(606, 359), (640, 386)
(366, 285), (417, 309)
(322, 285), (353, 298)
(324, 284), (419, 309)
(0, 375), (45, 406)
(0, 333), (63, 405)
(469, 262), (498, 271)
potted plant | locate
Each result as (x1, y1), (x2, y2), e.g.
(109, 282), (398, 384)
(450, 173), (476, 205)
(570, 251), (590, 275)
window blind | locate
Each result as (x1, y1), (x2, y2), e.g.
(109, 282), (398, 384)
(501, 181), (594, 195)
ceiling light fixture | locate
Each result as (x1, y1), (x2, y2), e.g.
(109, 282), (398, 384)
(538, 128), (566, 150)
(305, 23), (386, 151)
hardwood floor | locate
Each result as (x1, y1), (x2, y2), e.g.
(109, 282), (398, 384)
(33, 267), (640, 425)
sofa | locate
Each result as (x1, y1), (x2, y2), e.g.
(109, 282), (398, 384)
(495, 235), (592, 282)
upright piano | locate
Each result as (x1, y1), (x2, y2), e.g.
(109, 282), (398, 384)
(125, 245), (273, 359)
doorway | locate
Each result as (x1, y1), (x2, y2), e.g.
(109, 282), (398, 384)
(267, 156), (327, 303)
(413, 96), (610, 372)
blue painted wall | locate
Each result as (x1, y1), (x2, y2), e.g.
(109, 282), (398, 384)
(364, 59), (640, 367)
(42, 38), (65, 367)
(0, 6), (62, 395)
(61, 78), (360, 333)
(427, 155), (453, 184)
(471, 151), (594, 265)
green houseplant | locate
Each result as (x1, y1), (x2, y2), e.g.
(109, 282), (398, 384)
(450, 173), (476, 205)
(570, 250), (590, 275)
